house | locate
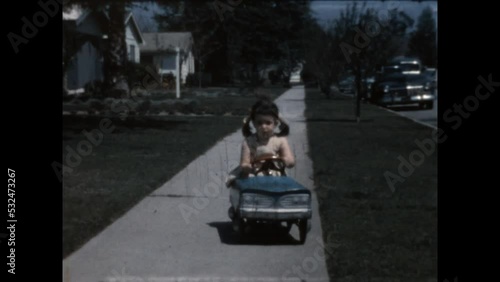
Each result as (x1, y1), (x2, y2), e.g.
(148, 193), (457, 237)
(140, 32), (195, 84)
(63, 5), (145, 93)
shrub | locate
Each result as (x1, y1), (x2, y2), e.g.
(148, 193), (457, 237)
(162, 73), (176, 90)
(135, 99), (152, 114)
(83, 80), (104, 98)
(186, 73), (197, 87)
(184, 99), (199, 113)
(124, 62), (161, 91)
(186, 73), (212, 87)
(268, 70), (281, 85)
(87, 99), (105, 111)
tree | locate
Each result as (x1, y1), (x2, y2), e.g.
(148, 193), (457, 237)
(156, 0), (226, 87)
(329, 3), (414, 121)
(63, 0), (131, 96)
(227, 0), (313, 86)
(103, 2), (129, 95)
(155, 0), (314, 86)
(407, 7), (437, 67)
(301, 20), (343, 98)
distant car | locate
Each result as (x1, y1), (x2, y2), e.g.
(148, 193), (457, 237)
(385, 56), (422, 75)
(289, 72), (301, 83)
(422, 68), (437, 94)
(360, 76), (375, 100)
(338, 76), (355, 94)
(370, 73), (435, 109)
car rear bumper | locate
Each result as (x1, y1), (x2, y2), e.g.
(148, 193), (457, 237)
(240, 207), (312, 220)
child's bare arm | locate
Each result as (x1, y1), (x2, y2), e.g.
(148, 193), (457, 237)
(279, 138), (295, 168)
(240, 140), (252, 175)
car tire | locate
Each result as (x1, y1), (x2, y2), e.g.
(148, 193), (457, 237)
(232, 213), (246, 242)
(278, 221), (293, 235)
(419, 101), (434, 110)
(298, 219), (309, 244)
(228, 207), (235, 220)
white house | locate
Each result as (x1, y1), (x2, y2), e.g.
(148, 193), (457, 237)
(63, 5), (144, 93)
(140, 32), (195, 84)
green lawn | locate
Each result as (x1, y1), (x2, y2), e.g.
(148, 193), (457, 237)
(305, 88), (437, 281)
(62, 87), (286, 258)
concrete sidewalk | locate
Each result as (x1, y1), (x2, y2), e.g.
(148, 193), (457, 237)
(63, 86), (330, 282)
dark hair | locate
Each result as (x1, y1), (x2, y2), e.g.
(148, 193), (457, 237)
(242, 98), (289, 137)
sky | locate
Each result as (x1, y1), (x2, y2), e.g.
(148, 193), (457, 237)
(131, 2), (164, 32)
(310, 0), (438, 31)
(131, 1), (438, 33)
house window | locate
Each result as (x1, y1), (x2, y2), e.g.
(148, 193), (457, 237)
(128, 45), (135, 62)
(161, 54), (176, 70)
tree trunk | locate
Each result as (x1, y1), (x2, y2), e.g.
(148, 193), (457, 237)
(355, 62), (362, 123)
(198, 61), (203, 89)
(103, 2), (129, 97)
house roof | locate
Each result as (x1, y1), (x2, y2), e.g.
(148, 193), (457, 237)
(141, 32), (193, 53)
(63, 5), (144, 44)
(126, 13), (145, 44)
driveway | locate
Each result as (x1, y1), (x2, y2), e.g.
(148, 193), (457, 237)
(63, 86), (330, 282)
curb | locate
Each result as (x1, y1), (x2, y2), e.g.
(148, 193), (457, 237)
(377, 105), (438, 130)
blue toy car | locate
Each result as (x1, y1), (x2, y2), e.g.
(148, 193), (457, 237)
(227, 156), (312, 243)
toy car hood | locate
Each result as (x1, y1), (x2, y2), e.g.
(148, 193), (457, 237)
(233, 176), (310, 195)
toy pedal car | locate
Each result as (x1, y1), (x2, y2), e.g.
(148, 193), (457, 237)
(227, 155), (312, 244)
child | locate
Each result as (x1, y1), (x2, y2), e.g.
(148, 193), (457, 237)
(226, 98), (295, 187)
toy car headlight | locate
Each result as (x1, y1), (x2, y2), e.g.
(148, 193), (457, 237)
(279, 194), (310, 207)
(241, 194), (274, 208)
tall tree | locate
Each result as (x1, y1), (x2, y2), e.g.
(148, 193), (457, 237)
(407, 7), (437, 67)
(155, 0), (313, 86)
(156, 0), (227, 87)
(328, 3), (414, 121)
(301, 20), (342, 98)
(103, 2), (129, 95)
(63, 0), (130, 96)
(228, 0), (313, 85)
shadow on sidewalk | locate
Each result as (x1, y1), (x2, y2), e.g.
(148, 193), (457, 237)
(207, 221), (303, 245)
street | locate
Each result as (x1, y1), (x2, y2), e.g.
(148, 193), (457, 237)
(389, 90), (438, 128)
(336, 86), (438, 129)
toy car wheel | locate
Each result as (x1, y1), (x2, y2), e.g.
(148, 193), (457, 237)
(232, 213), (246, 241)
(298, 219), (309, 244)
(228, 207), (235, 220)
(274, 221), (293, 235)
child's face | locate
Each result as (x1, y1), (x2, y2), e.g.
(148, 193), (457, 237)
(254, 114), (277, 139)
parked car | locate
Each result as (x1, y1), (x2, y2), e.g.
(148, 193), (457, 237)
(228, 155), (312, 244)
(370, 73), (435, 109)
(385, 56), (422, 75)
(422, 68), (437, 94)
(338, 75), (355, 94)
(289, 71), (302, 84)
(360, 76), (375, 100)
